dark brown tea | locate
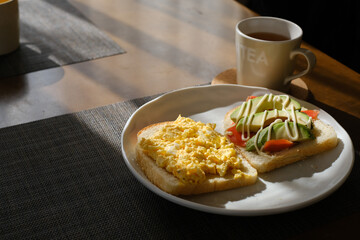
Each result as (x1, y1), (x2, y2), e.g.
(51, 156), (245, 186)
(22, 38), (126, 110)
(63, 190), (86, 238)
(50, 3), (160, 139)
(247, 32), (289, 41)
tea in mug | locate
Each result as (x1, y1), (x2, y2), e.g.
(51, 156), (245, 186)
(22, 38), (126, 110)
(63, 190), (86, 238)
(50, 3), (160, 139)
(247, 32), (289, 41)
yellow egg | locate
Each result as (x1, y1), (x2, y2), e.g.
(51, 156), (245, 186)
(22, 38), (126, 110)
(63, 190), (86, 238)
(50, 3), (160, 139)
(140, 116), (242, 184)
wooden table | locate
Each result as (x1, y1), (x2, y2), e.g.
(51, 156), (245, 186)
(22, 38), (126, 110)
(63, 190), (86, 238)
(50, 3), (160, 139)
(1, 0), (359, 238)
(1, 0), (358, 128)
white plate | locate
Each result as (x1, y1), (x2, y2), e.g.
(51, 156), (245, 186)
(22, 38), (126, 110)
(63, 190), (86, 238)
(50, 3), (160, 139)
(121, 85), (354, 216)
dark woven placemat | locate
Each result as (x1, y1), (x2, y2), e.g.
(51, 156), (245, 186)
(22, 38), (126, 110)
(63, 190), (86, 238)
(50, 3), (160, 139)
(0, 93), (359, 239)
(0, 0), (125, 79)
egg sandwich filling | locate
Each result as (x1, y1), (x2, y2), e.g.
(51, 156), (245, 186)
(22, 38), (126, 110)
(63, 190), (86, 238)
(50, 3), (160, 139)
(140, 116), (245, 184)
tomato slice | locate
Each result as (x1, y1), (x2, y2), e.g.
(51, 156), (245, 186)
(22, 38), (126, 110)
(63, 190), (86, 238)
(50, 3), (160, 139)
(246, 96), (257, 101)
(301, 110), (319, 120)
(226, 125), (254, 147)
(263, 139), (294, 152)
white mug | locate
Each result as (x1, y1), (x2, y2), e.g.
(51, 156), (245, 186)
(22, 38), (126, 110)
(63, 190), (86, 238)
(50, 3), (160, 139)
(0, 0), (19, 55)
(235, 16), (316, 91)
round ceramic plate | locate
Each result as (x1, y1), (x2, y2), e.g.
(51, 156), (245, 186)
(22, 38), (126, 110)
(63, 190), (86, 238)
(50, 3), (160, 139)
(121, 84), (354, 216)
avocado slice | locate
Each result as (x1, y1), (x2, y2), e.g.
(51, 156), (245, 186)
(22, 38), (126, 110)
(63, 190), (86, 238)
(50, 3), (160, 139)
(236, 110), (311, 132)
(246, 121), (315, 151)
(230, 95), (301, 123)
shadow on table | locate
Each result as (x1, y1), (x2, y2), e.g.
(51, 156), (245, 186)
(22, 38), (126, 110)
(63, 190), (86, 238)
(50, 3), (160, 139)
(0, 62), (64, 127)
(0, 0), (125, 80)
(0, 63), (64, 102)
(0, 42), (61, 80)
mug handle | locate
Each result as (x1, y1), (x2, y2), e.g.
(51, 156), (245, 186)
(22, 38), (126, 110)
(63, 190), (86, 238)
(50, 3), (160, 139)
(284, 48), (317, 85)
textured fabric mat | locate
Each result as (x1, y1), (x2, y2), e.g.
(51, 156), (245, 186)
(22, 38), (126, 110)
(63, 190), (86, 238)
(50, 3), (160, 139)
(0, 93), (359, 239)
(0, 0), (125, 79)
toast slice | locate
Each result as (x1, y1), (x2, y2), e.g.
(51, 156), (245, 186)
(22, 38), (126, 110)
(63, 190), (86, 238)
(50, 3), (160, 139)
(136, 121), (258, 196)
(224, 108), (338, 173)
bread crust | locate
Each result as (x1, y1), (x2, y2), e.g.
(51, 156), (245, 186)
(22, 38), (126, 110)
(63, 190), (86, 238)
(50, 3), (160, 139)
(136, 122), (258, 195)
(224, 107), (338, 173)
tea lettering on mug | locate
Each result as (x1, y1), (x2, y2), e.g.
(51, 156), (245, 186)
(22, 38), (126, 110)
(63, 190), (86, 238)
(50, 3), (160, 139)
(239, 44), (268, 65)
(256, 51), (268, 65)
(247, 47), (255, 62)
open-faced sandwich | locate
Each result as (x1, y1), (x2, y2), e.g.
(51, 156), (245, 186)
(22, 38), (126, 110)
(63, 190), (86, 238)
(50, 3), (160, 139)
(136, 116), (257, 195)
(224, 94), (338, 173)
